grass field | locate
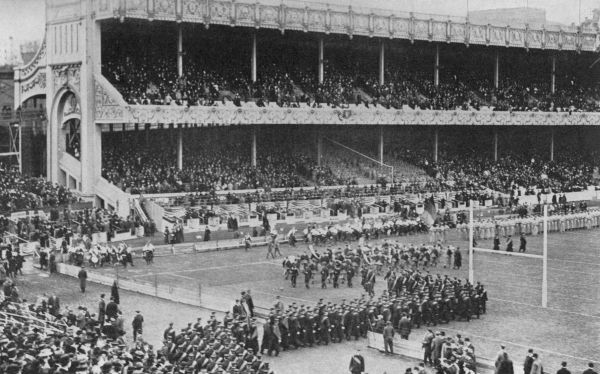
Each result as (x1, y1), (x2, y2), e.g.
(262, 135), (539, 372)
(92, 228), (600, 373)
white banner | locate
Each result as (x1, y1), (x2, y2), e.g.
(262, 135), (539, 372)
(91, 232), (108, 244)
(208, 217), (220, 229)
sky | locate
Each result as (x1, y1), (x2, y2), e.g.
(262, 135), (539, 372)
(0, 0), (597, 45)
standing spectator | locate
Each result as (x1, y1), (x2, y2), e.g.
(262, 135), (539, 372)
(48, 294), (60, 317)
(583, 363), (598, 374)
(495, 345), (507, 370)
(453, 248), (462, 270)
(531, 353), (544, 374)
(105, 297), (119, 321)
(98, 294), (106, 324)
(349, 349), (365, 374)
(498, 352), (515, 374)
(132, 310), (144, 341)
(557, 362), (571, 374)
(422, 329), (435, 365)
(77, 266), (87, 293)
(399, 313), (412, 340)
(431, 331), (445, 365)
(524, 349), (535, 374)
(383, 321), (395, 354)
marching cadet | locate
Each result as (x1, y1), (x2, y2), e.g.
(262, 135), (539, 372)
(346, 264), (355, 287)
(319, 311), (331, 345)
(290, 264), (299, 288)
(303, 265), (312, 289)
(333, 263), (341, 288)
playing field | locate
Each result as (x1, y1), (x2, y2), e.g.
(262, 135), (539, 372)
(92, 228), (600, 372)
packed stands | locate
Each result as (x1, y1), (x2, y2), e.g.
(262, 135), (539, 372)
(0, 163), (76, 214)
(102, 25), (600, 113)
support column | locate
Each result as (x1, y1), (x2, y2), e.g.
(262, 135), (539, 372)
(251, 33), (257, 83)
(317, 134), (323, 167)
(379, 41), (385, 85)
(177, 25), (183, 77)
(434, 44), (440, 87)
(493, 130), (499, 162)
(177, 126), (183, 170)
(433, 129), (439, 163)
(145, 124), (150, 147)
(379, 126), (384, 164)
(494, 51), (500, 89)
(550, 129), (554, 162)
(551, 55), (556, 94)
(318, 37), (324, 84)
(251, 126), (257, 167)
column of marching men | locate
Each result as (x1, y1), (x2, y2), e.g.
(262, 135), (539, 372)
(257, 241), (486, 358)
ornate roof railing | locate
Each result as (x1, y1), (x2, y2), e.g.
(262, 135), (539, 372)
(93, 0), (599, 52)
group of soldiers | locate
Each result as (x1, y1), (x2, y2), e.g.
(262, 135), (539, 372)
(63, 242), (136, 268)
(260, 267), (487, 356)
(281, 241), (463, 294)
(159, 313), (273, 374)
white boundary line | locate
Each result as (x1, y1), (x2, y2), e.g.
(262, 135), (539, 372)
(488, 296), (600, 319)
(130, 261), (280, 278)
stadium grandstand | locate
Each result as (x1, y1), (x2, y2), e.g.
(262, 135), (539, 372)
(1, 0), (599, 373)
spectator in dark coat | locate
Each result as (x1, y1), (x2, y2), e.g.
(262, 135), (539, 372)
(524, 349), (535, 374)
(498, 352), (515, 374)
(557, 362), (571, 374)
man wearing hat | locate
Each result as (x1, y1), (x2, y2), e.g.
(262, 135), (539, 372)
(383, 321), (395, 355)
(132, 310), (144, 341)
(349, 349), (365, 374)
(77, 266), (87, 293)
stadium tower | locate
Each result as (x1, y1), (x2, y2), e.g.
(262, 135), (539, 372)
(12, 0), (600, 216)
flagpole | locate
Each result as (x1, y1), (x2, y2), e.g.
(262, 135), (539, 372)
(542, 204), (548, 308)
(468, 201), (474, 284)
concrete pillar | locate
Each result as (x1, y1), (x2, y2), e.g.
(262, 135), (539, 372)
(433, 129), (439, 163)
(379, 41), (385, 85)
(494, 130), (498, 162)
(318, 37), (324, 84)
(251, 126), (257, 167)
(79, 4), (102, 195)
(251, 33), (257, 82)
(551, 55), (556, 94)
(494, 51), (500, 89)
(177, 25), (183, 77)
(177, 126), (183, 170)
(317, 134), (323, 167)
(379, 126), (384, 164)
(434, 44), (440, 87)
(550, 129), (554, 162)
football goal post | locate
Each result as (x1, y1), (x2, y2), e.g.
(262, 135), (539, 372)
(323, 137), (394, 184)
(468, 202), (548, 308)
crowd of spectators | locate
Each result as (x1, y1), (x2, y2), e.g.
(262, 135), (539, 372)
(0, 290), (274, 374)
(102, 35), (600, 113)
(0, 163), (76, 214)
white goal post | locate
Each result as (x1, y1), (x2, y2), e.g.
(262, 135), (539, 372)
(468, 202), (548, 308)
(323, 137), (394, 184)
